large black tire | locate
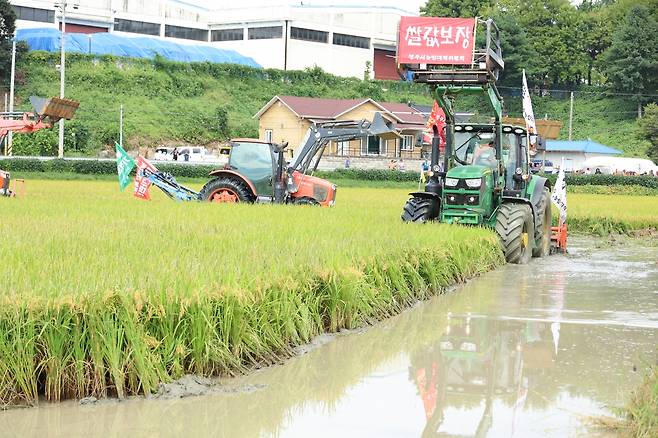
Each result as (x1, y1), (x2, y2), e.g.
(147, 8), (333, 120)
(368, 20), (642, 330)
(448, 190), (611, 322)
(293, 196), (319, 206)
(495, 203), (534, 264)
(199, 177), (254, 203)
(532, 188), (552, 258)
(401, 197), (439, 223)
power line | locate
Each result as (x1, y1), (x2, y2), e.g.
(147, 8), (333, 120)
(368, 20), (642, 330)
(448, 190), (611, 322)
(497, 85), (658, 98)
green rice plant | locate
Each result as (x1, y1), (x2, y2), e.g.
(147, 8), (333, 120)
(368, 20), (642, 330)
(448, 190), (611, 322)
(12, 179), (639, 405)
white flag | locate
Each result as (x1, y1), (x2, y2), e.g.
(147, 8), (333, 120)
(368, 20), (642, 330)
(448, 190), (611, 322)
(522, 69), (537, 135)
(551, 158), (567, 225)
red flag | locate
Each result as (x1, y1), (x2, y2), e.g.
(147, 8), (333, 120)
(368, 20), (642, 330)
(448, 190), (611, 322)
(133, 157), (158, 200)
(423, 101), (446, 150)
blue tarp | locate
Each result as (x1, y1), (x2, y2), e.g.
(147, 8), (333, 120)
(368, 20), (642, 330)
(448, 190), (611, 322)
(16, 28), (261, 67)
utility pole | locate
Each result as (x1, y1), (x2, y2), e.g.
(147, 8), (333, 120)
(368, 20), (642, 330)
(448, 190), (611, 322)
(57, 2), (67, 158)
(8, 40), (16, 156)
(568, 91), (574, 141)
(119, 104), (123, 146)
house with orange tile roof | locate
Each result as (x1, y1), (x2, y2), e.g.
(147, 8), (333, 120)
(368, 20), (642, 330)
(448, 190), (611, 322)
(254, 95), (430, 160)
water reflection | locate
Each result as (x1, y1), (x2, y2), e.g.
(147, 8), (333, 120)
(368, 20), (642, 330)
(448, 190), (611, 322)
(2, 239), (656, 438)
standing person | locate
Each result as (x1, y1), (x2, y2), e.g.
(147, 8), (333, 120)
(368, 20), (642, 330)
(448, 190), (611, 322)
(398, 158), (406, 171)
(344, 156), (351, 169)
(184, 150), (190, 162)
(388, 159), (397, 170)
(172, 147), (179, 161)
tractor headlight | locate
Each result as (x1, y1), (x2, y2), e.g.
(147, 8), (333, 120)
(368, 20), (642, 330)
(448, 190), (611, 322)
(439, 341), (453, 350)
(445, 177), (458, 187)
(460, 342), (477, 352)
(465, 178), (481, 188)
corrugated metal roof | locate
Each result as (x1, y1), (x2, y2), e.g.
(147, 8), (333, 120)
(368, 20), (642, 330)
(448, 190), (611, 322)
(546, 139), (622, 155)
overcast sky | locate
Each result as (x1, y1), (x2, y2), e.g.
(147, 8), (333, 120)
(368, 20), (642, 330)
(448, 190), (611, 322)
(190, 0), (425, 15)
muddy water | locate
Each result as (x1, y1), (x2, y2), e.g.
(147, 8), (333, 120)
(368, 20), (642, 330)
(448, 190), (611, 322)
(3, 238), (657, 438)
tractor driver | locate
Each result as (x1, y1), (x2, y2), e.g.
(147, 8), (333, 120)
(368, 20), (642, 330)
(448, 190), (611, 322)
(473, 140), (497, 167)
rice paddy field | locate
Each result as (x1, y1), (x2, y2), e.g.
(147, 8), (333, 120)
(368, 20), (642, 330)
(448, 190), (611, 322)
(0, 179), (656, 407)
(0, 180), (504, 407)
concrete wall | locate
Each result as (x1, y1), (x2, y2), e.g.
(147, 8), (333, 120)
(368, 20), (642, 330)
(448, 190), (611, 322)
(316, 155), (424, 172)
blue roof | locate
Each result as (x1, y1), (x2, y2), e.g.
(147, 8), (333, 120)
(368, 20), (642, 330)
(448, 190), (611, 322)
(546, 139), (622, 155)
(15, 28), (261, 68)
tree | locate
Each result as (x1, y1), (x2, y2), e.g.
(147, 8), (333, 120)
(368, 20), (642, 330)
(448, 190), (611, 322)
(602, 5), (658, 117)
(495, 0), (587, 87)
(0, 0), (16, 85)
(420, 0), (492, 18)
(579, 6), (612, 85)
(484, 7), (532, 87)
(638, 103), (658, 162)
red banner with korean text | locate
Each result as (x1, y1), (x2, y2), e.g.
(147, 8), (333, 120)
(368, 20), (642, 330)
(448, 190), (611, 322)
(422, 101), (446, 150)
(398, 17), (476, 65)
(134, 157), (158, 200)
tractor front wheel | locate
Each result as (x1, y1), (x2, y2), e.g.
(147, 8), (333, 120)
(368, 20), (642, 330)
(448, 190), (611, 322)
(532, 188), (552, 258)
(401, 197), (439, 223)
(199, 177), (254, 203)
(496, 203), (534, 264)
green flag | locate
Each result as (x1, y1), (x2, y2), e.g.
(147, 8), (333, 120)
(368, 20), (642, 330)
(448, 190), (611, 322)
(115, 142), (135, 191)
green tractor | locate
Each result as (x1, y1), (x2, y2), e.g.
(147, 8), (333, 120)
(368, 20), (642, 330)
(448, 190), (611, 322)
(398, 18), (551, 264)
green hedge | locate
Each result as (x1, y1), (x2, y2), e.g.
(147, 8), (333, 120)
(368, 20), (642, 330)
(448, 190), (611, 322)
(0, 158), (216, 178)
(315, 168), (421, 182)
(545, 174), (658, 189)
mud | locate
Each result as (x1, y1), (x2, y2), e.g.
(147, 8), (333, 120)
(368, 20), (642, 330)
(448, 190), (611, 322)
(2, 237), (656, 438)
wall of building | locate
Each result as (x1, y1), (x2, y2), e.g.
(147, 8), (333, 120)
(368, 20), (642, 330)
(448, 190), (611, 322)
(11, 1), (411, 79)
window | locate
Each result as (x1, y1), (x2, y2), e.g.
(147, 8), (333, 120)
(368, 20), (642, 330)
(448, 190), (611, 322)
(335, 141), (349, 156)
(192, 148), (201, 154)
(229, 142), (273, 177)
(290, 27), (328, 43)
(212, 28), (243, 42)
(264, 129), (273, 142)
(165, 25), (208, 41)
(248, 26), (282, 40)
(114, 19), (160, 36)
(361, 136), (384, 155)
(13, 6), (54, 23)
(333, 33), (370, 49)
(401, 135), (415, 151)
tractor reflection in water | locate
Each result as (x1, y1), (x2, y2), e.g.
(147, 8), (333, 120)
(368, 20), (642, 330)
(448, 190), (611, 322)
(410, 313), (557, 437)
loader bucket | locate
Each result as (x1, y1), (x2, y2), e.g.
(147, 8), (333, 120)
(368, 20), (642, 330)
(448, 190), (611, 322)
(29, 96), (80, 122)
(369, 112), (399, 140)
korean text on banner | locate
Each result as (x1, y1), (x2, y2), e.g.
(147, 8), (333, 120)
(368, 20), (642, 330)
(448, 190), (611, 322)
(134, 157), (158, 200)
(551, 159), (568, 225)
(398, 17), (475, 65)
(422, 100), (446, 147)
(115, 142), (135, 191)
(522, 69), (537, 135)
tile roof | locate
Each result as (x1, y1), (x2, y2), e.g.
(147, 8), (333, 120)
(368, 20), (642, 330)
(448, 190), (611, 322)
(277, 96), (369, 119)
(546, 140), (622, 155)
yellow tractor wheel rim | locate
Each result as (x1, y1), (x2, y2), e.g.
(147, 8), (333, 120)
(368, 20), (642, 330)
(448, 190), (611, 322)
(522, 232), (529, 248)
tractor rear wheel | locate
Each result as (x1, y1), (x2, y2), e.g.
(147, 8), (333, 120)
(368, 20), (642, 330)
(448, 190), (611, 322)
(199, 177), (254, 203)
(532, 188), (552, 258)
(495, 203), (534, 264)
(401, 197), (439, 223)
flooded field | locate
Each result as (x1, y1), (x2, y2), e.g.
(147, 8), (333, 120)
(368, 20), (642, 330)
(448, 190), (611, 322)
(2, 238), (657, 438)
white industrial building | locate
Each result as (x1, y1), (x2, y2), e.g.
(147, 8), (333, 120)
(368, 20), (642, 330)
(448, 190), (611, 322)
(9, 1), (415, 79)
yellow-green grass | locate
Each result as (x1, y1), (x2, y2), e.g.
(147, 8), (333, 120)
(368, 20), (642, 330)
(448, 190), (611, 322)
(621, 366), (658, 438)
(0, 180), (503, 406)
(562, 194), (658, 235)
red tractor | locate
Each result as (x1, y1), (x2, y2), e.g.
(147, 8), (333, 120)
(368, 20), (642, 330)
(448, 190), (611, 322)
(144, 113), (396, 206)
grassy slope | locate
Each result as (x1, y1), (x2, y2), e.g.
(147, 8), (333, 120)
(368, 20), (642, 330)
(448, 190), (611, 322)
(11, 52), (651, 157)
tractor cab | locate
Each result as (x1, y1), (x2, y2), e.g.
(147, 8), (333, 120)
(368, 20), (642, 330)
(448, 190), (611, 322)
(441, 124), (531, 225)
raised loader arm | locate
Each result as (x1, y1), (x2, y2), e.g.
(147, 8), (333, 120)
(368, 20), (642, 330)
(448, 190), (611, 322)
(289, 112), (397, 174)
